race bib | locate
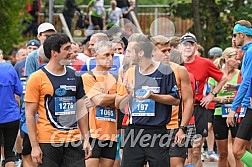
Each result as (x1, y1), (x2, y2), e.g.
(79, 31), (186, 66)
(96, 106), (116, 122)
(55, 96), (76, 115)
(239, 106), (247, 117)
(20, 77), (27, 94)
(221, 104), (232, 117)
(132, 98), (155, 116)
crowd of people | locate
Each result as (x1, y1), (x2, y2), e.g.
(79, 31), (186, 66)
(1, 4), (252, 167)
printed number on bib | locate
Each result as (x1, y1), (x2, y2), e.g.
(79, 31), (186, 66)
(132, 98), (155, 116)
(96, 106), (116, 122)
(239, 106), (247, 117)
(55, 96), (76, 115)
(221, 104), (232, 117)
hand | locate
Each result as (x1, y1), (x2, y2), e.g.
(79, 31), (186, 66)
(174, 129), (186, 145)
(200, 94), (214, 107)
(83, 140), (92, 160)
(125, 79), (134, 95)
(222, 83), (236, 93)
(219, 97), (228, 104)
(136, 90), (152, 101)
(31, 145), (43, 164)
(250, 98), (252, 108)
(84, 97), (95, 108)
(226, 110), (236, 127)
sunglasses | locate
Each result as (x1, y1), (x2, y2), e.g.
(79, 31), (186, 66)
(233, 33), (240, 38)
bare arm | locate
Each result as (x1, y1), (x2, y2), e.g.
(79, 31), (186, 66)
(76, 98), (92, 159)
(201, 75), (227, 107)
(149, 93), (180, 106)
(26, 102), (43, 164)
(26, 102), (39, 148)
(179, 66), (194, 127)
(91, 94), (116, 107)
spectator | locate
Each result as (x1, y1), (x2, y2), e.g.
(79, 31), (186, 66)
(106, 0), (123, 30)
(62, 0), (81, 32)
(23, 0), (41, 36)
(87, 0), (105, 30)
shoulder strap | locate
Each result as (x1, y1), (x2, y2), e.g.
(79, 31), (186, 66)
(86, 70), (96, 80)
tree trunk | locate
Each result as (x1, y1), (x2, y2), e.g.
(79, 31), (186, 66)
(192, 0), (202, 44)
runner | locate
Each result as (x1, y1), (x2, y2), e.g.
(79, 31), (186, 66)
(82, 41), (118, 167)
(226, 20), (252, 167)
(151, 35), (194, 167)
(0, 62), (23, 167)
(25, 33), (92, 166)
(116, 33), (180, 167)
(179, 33), (227, 167)
(209, 47), (242, 167)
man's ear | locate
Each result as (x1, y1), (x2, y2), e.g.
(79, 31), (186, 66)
(139, 50), (144, 58)
(93, 53), (98, 58)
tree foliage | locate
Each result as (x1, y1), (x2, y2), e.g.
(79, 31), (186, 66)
(171, 0), (252, 55)
(0, 0), (24, 54)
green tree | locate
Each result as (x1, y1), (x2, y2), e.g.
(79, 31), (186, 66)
(171, 0), (252, 55)
(0, 0), (24, 54)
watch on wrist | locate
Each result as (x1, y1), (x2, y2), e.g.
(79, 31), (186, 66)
(211, 90), (217, 96)
(179, 126), (187, 133)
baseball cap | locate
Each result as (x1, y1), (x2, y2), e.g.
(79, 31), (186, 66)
(208, 47), (222, 57)
(180, 33), (197, 43)
(26, 39), (40, 47)
(37, 22), (56, 34)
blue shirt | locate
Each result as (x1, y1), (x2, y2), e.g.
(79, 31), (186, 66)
(231, 42), (252, 111)
(80, 54), (124, 75)
(0, 63), (23, 123)
(25, 50), (39, 77)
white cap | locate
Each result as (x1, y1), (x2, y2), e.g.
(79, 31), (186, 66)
(37, 23), (56, 34)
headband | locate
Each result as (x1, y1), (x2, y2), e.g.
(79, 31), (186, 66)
(234, 24), (252, 36)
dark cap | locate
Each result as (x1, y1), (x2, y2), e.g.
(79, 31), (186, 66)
(26, 39), (40, 48)
(180, 33), (197, 43)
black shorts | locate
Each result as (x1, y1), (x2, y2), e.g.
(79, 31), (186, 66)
(236, 108), (252, 141)
(193, 105), (208, 137)
(213, 115), (237, 140)
(89, 137), (117, 160)
(121, 126), (169, 167)
(91, 16), (103, 30)
(39, 141), (85, 167)
(0, 120), (19, 163)
(167, 129), (187, 158)
(22, 132), (32, 155)
(207, 109), (215, 123)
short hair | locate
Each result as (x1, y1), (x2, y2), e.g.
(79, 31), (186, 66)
(169, 36), (180, 48)
(235, 20), (252, 28)
(43, 33), (71, 59)
(112, 37), (125, 49)
(128, 33), (153, 58)
(94, 41), (113, 54)
(37, 45), (49, 63)
(197, 44), (204, 56)
(92, 33), (109, 43)
(151, 35), (170, 46)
